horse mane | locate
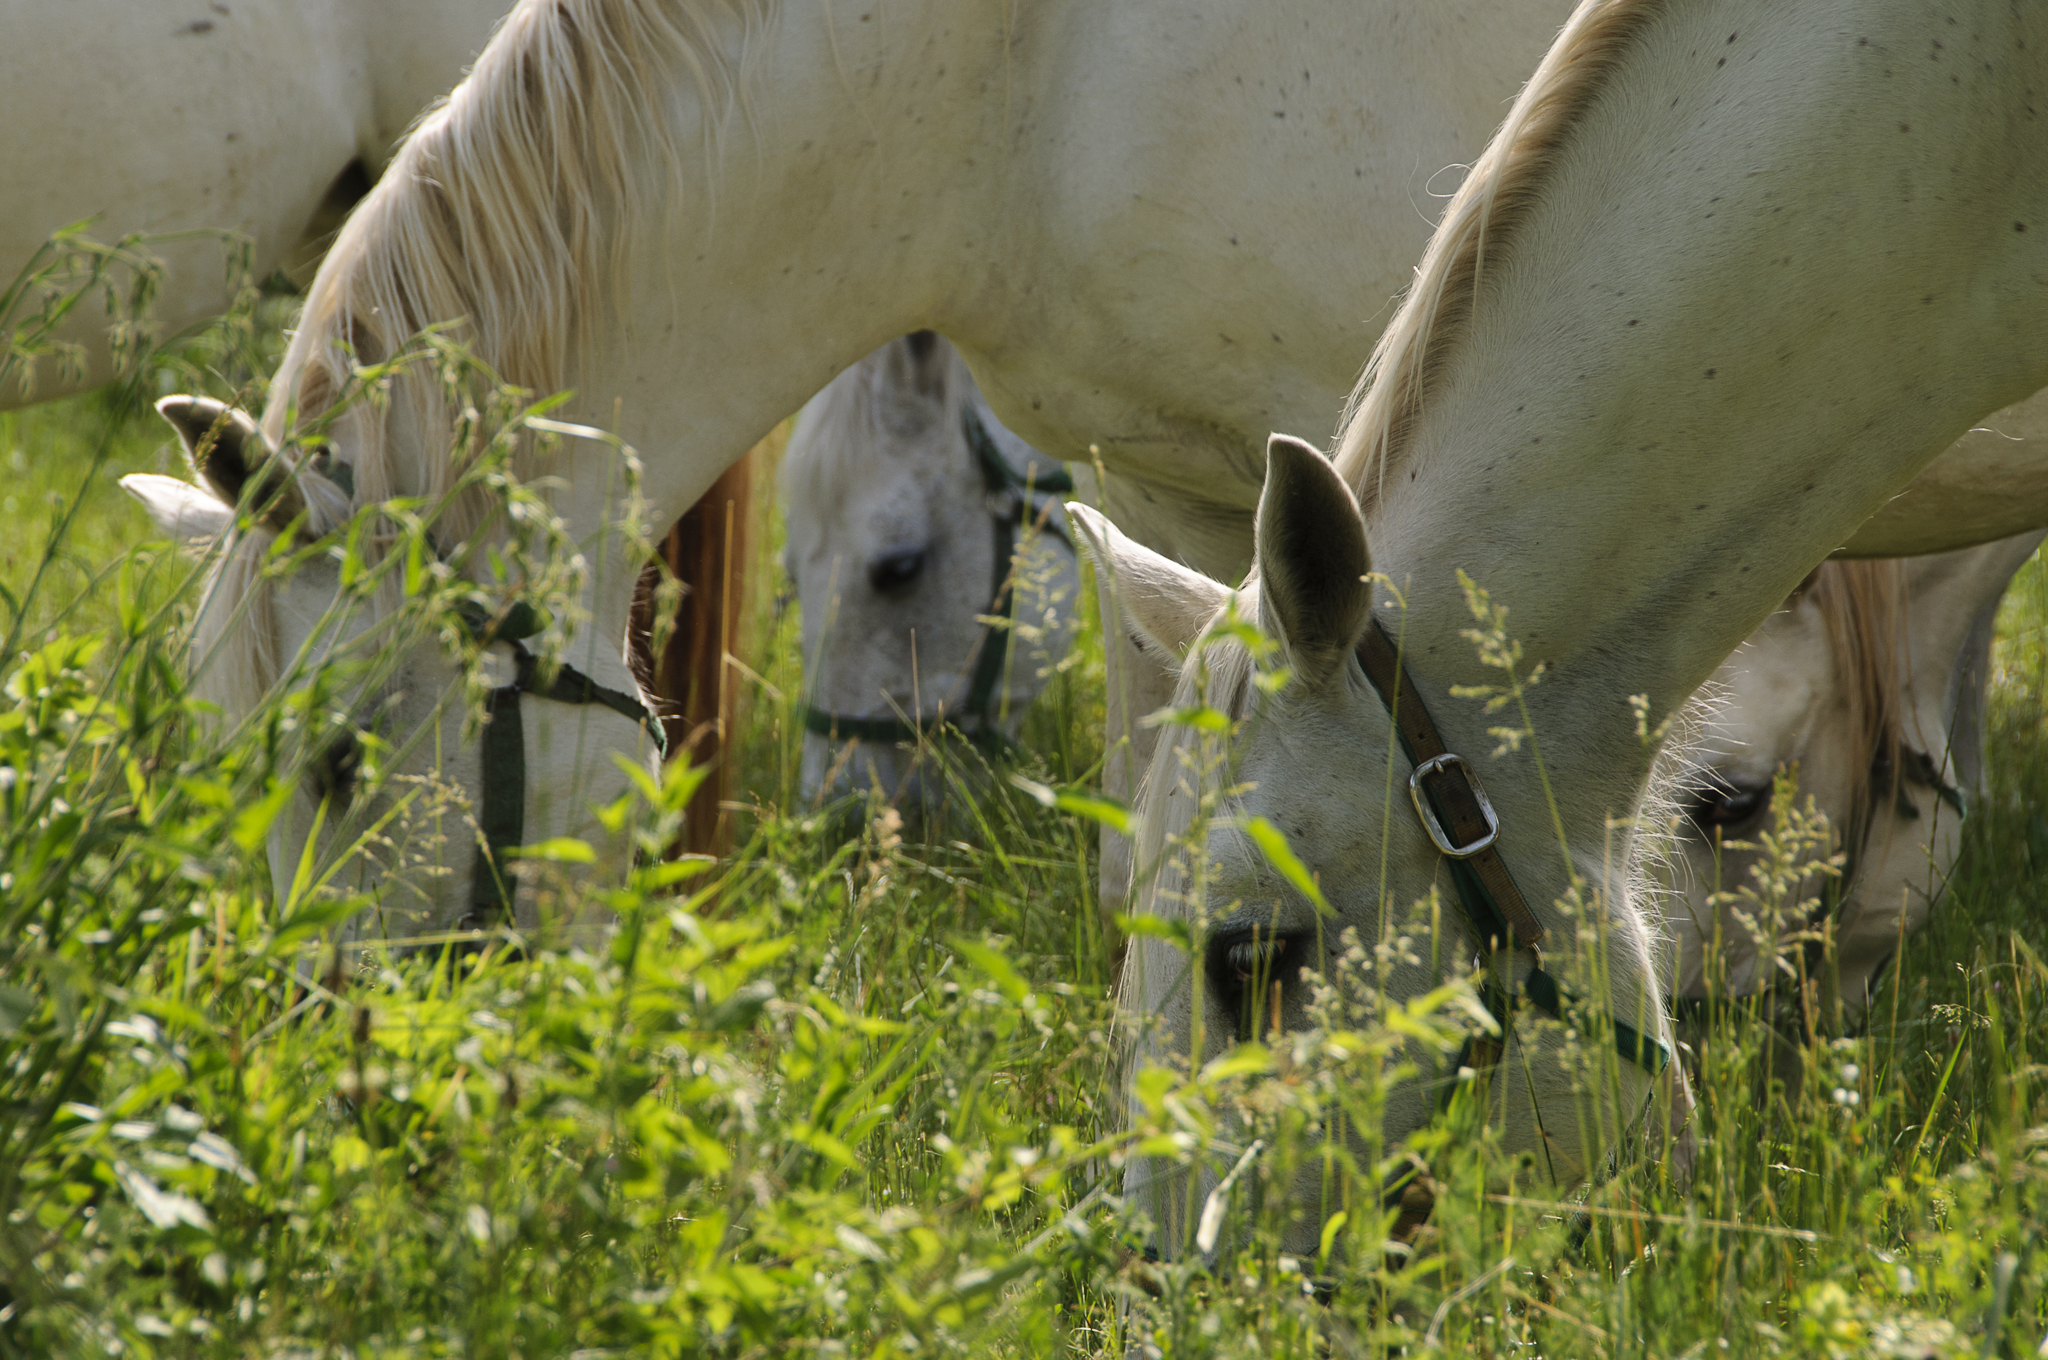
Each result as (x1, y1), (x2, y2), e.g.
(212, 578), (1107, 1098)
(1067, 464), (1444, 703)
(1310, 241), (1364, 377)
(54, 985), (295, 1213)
(1332, 0), (1668, 506)
(273, 0), (769, 465)
(192, 0), (768, 710)
(1802, 559), (1908, 850)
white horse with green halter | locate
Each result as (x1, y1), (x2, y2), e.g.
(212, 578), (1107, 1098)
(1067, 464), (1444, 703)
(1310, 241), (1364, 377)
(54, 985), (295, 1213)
(1079, 0), (2048, 1255)
(780, 333), (1079, 814)
(1, 0), (512, 405)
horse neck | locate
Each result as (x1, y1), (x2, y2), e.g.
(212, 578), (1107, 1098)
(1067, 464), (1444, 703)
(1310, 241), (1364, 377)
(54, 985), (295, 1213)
(547, 0), (1023, 531)
(329, 0), (1023, 666)
(356, 0), (520, 169)
(1350, 0), (2048, 905)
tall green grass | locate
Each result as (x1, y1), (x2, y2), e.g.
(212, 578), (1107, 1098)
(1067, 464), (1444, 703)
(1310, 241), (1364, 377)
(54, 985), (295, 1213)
(1, 239), (2046, 1357)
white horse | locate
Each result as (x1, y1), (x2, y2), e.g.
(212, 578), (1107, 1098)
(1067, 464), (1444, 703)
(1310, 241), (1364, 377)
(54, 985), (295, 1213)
(1077, 0), (2048, 1251)
(780, 332), (1079, 813)
(111, 0), (2048, 1200)
(1669, 534), (2044, 1028)
(1, 0), (512, 404)
(121, 0), (1584, 935)
(791, 330), (2048, 1017)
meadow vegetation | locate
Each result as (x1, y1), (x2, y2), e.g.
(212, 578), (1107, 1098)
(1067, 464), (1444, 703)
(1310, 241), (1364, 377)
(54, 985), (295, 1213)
(1, 242), (2046, 1357)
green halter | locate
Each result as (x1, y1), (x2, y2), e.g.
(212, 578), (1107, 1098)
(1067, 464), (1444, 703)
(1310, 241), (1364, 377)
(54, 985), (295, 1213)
(458, 601), (665, 931)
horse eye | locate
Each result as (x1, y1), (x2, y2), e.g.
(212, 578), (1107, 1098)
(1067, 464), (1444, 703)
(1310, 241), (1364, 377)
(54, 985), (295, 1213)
(311, 731), (362, 809)
(868, 547), (927, 594)
(1687, 780), (1770, 832)
(1205, 930), (1310, 1043)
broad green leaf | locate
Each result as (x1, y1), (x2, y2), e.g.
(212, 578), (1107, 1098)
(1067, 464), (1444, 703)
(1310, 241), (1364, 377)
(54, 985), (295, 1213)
(1143, 704), (1230, 733)
(1239, 814), (1331, 915)
(1113, 914), (1193, 953)
(1200, 1042), (1273, 1083)
(232, 776), (298, 854)
(1054, 791), (1132, 837)
(954, 939), (1031, 1005)
(508, 836), (595, 863)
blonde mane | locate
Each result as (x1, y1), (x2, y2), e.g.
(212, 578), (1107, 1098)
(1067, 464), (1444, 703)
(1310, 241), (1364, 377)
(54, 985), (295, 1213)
(1803, 559), (1909, 848)
(191, 0), (769, 713)
(1333, 0), (1667, 505)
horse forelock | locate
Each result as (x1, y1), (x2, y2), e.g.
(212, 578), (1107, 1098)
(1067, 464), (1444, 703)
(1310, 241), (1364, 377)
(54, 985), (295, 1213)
(1332, 0), (1668, 509)
(188, 531), (279, 722)
(1127, 597), (1260, 923)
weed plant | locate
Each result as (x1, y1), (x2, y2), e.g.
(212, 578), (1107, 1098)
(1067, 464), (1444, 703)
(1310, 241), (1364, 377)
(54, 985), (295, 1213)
(0, 236), (2046, 1357)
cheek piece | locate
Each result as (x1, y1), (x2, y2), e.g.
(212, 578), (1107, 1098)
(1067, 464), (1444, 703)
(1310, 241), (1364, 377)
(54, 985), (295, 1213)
(455, 599), (665, 931)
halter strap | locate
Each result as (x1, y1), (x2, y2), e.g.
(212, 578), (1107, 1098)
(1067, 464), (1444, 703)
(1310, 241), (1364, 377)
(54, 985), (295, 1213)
(799, 404), (1073, 752)
(1355, 619), (1547, 951)
(1355, 617), (1670, 1079)
(464, 635), (665, 929)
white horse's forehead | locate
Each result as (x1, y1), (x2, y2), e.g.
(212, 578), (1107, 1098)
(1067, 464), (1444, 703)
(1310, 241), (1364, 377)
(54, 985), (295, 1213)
(1698, 602), (1835, 779)
(1225, 682), (1428, 900)
(791, 457), (937, 565)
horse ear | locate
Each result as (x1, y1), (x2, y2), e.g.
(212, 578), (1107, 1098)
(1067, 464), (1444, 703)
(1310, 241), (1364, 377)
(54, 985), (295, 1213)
(1255, 434), (1371, 685)
(156, 395), (304, 530)
(119, 473), (236, 544)
(1065, 502), (1230, 666)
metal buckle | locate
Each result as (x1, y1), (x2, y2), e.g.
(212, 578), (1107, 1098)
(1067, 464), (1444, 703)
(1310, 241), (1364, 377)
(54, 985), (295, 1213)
(1408, 752), (1500, 858)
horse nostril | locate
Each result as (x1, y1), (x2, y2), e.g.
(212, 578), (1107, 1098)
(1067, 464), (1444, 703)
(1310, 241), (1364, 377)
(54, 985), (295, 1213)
(311, 731), (363, 809)
(868, 547), (927, 595)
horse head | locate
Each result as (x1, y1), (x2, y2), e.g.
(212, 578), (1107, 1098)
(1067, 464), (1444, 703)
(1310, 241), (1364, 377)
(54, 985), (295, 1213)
(123, 393), (656, 944)
(1667, 533), (2045, 1029)
(780, 333), (1080, 820)
(1073, 435), (1675, 1260)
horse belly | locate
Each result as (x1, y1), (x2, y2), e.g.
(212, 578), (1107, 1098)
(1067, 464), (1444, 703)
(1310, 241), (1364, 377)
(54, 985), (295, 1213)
(0, 0), (361, 403)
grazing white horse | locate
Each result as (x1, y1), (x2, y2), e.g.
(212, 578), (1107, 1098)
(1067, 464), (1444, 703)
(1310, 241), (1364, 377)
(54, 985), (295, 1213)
(0, 0), (513, 404)
(122, 0), (1585, 933)
(109, 0), (2048, 1217)
(1078, 0), (2048, 1251)
(790, 335), (2048, 1015)
(780, 333), (1078, 812)
(1669, 534), (2045, 1028)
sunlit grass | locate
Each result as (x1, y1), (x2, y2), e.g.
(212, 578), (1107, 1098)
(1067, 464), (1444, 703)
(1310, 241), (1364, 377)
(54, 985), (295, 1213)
(1, 250), (2046, 1356)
